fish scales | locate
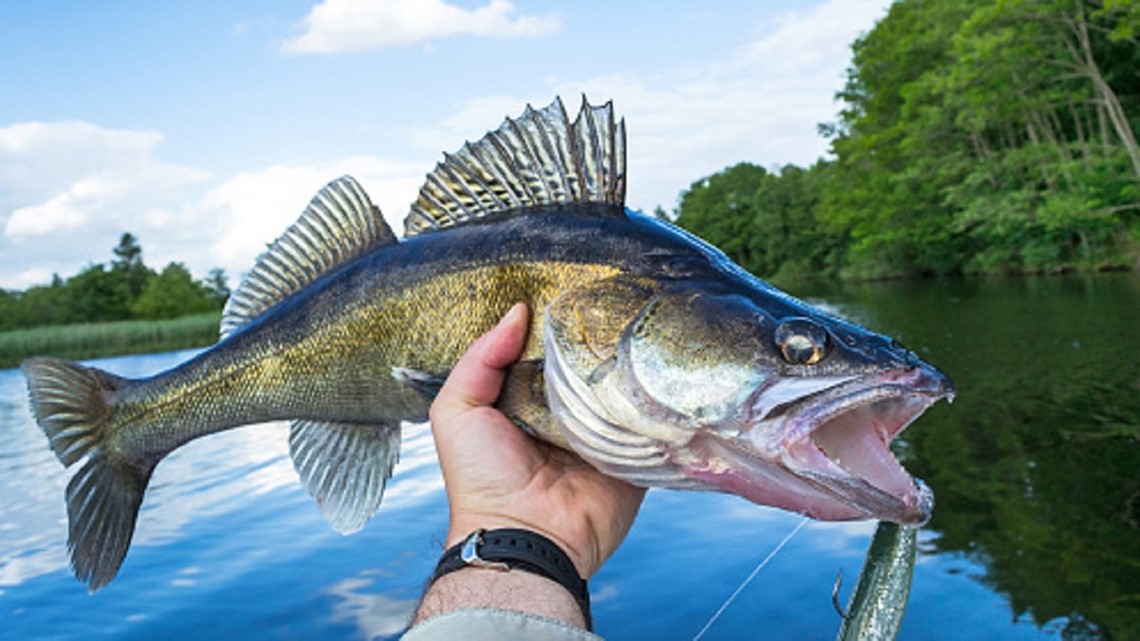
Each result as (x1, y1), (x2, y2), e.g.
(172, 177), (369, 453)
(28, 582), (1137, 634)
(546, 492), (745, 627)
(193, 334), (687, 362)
(22, 97), (954, 590)
(112, 219), (642, 445)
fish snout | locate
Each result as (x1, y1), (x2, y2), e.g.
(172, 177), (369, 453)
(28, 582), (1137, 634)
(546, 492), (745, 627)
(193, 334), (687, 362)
(910, 361), (956, 402)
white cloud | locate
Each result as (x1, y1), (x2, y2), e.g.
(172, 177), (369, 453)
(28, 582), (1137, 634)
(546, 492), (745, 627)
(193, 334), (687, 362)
(0, 123), (211, 240)
(0, 122), (164, 205)
(0, 120), (424, 290)
(552, 0), (887, 214)
(0, 121), (212, 289)
(6, 189), (90, 237)
(199, 157), (424, 281)
(279, 0), (560, 54)
(399, 0), (887, 214)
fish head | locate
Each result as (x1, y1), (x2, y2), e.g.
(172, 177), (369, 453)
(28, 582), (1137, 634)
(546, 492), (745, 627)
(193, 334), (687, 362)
(543, 274), (954, 525)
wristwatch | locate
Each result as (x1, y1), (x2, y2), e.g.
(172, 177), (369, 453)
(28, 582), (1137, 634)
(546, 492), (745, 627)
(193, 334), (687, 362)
(429, 528), (592, 628)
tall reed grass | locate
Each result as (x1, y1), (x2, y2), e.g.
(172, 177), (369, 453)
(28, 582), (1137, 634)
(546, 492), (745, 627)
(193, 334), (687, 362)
(0, 313), (221, 369)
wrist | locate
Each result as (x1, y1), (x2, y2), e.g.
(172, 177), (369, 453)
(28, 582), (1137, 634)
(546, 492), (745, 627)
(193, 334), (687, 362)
(447, 516), (597, 578)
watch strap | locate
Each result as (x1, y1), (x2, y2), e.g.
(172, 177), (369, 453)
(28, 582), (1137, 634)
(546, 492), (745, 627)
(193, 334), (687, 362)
(429, 528), (591, 628)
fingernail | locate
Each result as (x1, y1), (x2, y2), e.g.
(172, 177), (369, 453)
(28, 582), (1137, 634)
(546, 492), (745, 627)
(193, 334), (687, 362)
(499, 302), (524, 327)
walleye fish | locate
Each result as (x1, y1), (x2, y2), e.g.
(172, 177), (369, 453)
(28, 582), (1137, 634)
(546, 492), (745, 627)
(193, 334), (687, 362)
(23, 97), (954, 591)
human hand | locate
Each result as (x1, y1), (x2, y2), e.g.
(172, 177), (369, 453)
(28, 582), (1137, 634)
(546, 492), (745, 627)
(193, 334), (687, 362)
(428, 303), (646, 579)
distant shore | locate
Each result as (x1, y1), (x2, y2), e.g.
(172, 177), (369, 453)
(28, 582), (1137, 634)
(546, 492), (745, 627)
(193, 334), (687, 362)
(0, 312), (220, 369)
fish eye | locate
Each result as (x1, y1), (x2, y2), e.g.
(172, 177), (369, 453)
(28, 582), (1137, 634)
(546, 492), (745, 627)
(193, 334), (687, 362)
(774, 318), (829, 365)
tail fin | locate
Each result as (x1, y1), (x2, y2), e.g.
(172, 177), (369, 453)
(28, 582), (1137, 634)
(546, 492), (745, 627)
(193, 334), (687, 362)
(22, 357), (153, 591)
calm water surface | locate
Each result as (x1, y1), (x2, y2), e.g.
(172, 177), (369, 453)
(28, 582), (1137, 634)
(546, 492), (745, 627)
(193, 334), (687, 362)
(1, 273), (1137, 640)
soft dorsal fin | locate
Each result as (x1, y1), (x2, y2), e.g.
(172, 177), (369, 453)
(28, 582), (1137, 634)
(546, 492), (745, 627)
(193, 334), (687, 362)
(221, 176), (397, 338)
(403, 96), (627, 237)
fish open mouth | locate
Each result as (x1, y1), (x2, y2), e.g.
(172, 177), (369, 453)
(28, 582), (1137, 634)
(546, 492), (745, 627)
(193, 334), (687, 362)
(680, 366), (952, 525)
(785, 366), (953, 524)
(802, 388), (938, 519)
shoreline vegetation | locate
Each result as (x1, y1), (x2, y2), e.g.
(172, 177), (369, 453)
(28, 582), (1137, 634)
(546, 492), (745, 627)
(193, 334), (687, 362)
(0, 313), (221, 370)
(1, 233), (229, 369)
(672, 0), (1140, 282)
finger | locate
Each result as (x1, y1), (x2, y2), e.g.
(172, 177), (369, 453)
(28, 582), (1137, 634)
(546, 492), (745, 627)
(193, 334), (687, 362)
(476, 303), (531, 371)
(431, 303), (530, 422)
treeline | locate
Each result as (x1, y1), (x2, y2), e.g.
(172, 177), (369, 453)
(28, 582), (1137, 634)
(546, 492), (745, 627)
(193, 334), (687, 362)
(676, 0), (1140, 280)
(0, 233), (229, 332)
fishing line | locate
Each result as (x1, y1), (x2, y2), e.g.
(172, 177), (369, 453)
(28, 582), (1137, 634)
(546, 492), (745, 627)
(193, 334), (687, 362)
(691, 516), (809, 641)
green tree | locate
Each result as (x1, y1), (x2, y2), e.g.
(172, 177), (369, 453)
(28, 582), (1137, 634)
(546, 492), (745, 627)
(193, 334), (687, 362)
(675, 162), (841, 281)
(942, 0), (1140, 271)
(108, 229), (155, 303)
(111, 232), (154, 302)
(202, 268), (230, 307)
(821, 0), (1140, 276)
(65, 264), (132, 322)
(748, 162), (841, 280)
(675, 163), (769, 271)
(821, 0), (977, 277)
(0, 290), (18, 332)
(17, 277), (74, 327)
(1, 235), (229, 330)
(131, 263), (217, 320)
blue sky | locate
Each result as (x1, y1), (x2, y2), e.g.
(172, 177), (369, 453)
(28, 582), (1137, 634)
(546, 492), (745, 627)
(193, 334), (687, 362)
(0, 0), (889, 290)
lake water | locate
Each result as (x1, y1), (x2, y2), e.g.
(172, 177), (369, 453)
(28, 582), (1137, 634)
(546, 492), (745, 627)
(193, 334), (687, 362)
(1, 273), (1137, 640)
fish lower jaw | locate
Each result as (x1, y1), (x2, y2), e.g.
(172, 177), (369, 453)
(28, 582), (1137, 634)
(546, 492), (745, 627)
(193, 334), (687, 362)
(676, 433), (872, 521)
(785, 441), (934, 525)
(688, 444), (931, 525)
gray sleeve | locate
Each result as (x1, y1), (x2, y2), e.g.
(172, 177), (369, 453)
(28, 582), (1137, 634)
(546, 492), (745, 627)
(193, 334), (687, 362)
(401, 608), (605, 641)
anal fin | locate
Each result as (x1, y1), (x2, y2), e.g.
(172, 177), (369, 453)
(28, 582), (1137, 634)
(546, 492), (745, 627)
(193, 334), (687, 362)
(288, 420), (401, 534)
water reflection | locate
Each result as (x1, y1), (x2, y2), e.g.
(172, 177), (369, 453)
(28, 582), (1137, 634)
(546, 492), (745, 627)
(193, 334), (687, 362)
(0, 364), (71, 589)
(326, 573), (418, 639)
(796, 273), (1140, 640)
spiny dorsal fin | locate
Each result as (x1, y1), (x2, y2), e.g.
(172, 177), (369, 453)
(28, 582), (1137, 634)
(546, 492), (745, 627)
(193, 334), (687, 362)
(403, 96), (627, 237)
(221, 176), (397, 338)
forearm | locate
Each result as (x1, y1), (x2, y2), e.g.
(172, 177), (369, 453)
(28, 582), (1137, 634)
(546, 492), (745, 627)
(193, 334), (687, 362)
(412, 566), (587, 628)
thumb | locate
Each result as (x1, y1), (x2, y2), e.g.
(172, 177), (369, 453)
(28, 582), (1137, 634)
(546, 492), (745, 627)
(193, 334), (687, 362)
(430, 303), (530, 424)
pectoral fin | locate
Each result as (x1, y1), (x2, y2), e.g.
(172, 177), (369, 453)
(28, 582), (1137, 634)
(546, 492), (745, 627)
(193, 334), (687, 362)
(497, 360), (568, 449)
(391, 367), (447, 400)
(288, 420), (401, 534)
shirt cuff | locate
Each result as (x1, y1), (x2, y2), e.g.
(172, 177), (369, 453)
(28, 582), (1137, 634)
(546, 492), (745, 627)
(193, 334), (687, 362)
(402, 607), (605, 641)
